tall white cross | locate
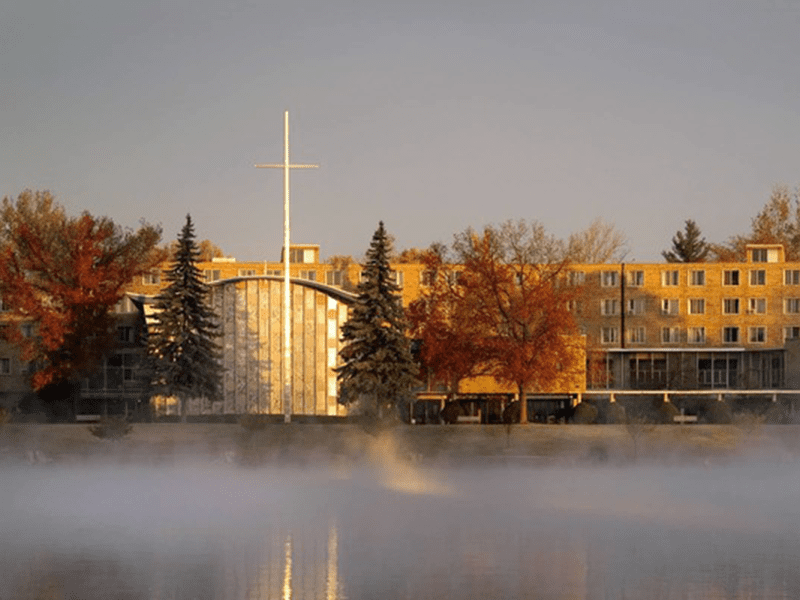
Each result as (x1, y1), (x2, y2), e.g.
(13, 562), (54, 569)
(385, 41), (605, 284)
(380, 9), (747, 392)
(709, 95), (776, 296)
(256, 111), (318, 423)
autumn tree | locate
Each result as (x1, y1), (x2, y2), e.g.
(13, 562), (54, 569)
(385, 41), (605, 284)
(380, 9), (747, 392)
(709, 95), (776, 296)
(714, 185), (800, 261)
(407, 248), (491, 400)
(147, 215), (222, 419)
(563, 218), (629, 263)
(0, 190), (162, 395)
(326, 254), (357, 291)
(336, 222), (418, 421)
(662, 219), (709, 262)
(163, 238), (225, 262)
(450, 220), (585, 424)
(395, 247), (429, 264)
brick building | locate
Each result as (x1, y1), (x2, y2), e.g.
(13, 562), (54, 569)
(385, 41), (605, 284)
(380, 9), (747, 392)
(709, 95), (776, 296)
(2, 242), (800, 419)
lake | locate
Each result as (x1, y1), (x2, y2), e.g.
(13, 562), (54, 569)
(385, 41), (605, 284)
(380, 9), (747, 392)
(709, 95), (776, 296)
(2, 457), (799, 599)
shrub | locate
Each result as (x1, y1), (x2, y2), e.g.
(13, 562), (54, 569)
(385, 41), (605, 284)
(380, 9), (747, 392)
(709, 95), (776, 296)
(764, 403), (789, 424)
(89, 416), (132, 441)
(239, 413), (271, 431)
(587, 443), (609, 463)
(572, 402), (598, 424)
(502, 401), (519, 424)
(702, 401), (733, 424)
(657, 401), (679, 424)
(732, 412), (764, 433)
(604, 402), (626, 424)
(440, 401), (463, 424)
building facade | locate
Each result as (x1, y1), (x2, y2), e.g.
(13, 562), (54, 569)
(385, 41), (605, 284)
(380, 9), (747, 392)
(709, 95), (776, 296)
(3, 242), (800, 418)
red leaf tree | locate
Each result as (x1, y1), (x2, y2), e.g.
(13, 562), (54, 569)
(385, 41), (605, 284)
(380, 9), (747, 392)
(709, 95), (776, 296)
(0, 190), (162, 392)
(407, 249), (493, 400)
(410, 221), (587, 423)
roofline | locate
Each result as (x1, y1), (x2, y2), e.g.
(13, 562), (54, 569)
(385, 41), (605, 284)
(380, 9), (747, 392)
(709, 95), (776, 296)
(128, 276), (357, 305)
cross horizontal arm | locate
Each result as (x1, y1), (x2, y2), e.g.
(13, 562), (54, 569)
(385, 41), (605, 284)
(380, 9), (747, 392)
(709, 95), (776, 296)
(255, 164), (319, 169)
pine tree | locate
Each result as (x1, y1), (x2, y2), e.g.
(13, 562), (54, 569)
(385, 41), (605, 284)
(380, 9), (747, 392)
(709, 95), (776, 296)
(336, 222), (418, 421)
(662, 219), (709, 263)
(148, 215), (222, 419)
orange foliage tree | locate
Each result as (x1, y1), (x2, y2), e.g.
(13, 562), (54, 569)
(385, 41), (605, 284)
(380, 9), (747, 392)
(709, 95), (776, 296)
(411, 221), (586, 423)
(407, 249), (492, 400)
(0, 190), (162, 392)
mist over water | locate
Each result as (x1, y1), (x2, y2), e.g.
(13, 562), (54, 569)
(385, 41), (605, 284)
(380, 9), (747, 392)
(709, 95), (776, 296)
(2, 451), (800, 599)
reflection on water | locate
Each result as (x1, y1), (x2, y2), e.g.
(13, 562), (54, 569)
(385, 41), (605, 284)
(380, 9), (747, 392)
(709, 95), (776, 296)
(2, 462), (800, 599)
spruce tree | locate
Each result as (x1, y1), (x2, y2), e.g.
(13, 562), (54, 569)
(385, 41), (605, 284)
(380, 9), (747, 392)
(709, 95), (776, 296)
(336, 222), (418, 420)
(148, 215), (222, 419)
(662, 219), (709, 263)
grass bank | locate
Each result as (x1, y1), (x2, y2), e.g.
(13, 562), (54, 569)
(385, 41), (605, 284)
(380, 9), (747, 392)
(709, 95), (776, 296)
(1, 422), (798, 466)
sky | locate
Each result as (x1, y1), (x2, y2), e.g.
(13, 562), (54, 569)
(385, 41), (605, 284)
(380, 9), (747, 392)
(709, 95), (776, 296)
(2, 0), (800, 263)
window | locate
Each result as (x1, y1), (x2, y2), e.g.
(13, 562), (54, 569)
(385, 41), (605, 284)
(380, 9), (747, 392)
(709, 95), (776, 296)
(0, 295), (6, 312)
(661, 299), (679, 315)
(421, 270), (435, 287)
(21, 323), (34, 338)
(566, 300), (583, 314)
(142, 271), (161, 285)
(629, 353), (668, 388)
(785, 326), (800, 341)
(723, 327), (740, 343)
(601, 299), (619, 316)
(601, 271), (619, 287)
(690, 270), (705, 286)
(626, 270), (644, 287)
(688, 327), (706, 344)
(749, 327), (767, 343)
(688, 299), (705, 315)
(661, 270), (679, 286)
(723, 270), (740, 286)
(751, 248), (768, 262)
(723, 298), (740, 315)
(627, 327), (646, 344)
(568, 271), (585, 286)
(601, 327), (619, 344)
(390, 270), (404, 288)
(447, 271), (464, 286)
(326, 270), (344, 286)
(698, 356), (739, 388)
(662, 327), (681, 344)
(107, 353), (138, 383)
(786, 298), (800, 314)
(299, 270), (317, 281)
(117, 326), (135, 343)
(626, 298), (646, 315)
(749, 270), (766, 286)
(747, 298), (766, 314)
(238, 269), (256, 277)
(0, 358), (9, 375)
(265, 269), (282, 277)
(204, 269), (221, 282)
(785, 270), (800, 285)
(289, 248), (315, 264)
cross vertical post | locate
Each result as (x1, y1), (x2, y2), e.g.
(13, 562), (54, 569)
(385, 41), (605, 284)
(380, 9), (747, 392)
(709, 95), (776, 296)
(256, 111), (318, 423)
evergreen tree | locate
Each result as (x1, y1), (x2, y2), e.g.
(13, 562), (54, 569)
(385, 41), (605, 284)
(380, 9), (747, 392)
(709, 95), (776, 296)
(336, 222), (418, 421)
(148, 215), (222, 419)
(662, 219), (709, 262)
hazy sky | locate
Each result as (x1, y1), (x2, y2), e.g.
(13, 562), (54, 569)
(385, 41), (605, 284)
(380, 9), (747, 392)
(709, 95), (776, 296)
(3, 1), (800, 262)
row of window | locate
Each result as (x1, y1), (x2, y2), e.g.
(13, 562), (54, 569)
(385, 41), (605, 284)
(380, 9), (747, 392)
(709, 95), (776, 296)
(595, 297), (800, 316)
(599, 325), (791, 345)
(587, 268), (800, 288)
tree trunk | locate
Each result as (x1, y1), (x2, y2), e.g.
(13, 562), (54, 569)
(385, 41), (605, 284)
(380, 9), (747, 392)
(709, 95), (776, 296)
(518, 383), (527, 424)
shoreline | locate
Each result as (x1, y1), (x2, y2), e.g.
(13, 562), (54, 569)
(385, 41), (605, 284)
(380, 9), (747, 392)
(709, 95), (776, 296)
(1, 422), (798, 467)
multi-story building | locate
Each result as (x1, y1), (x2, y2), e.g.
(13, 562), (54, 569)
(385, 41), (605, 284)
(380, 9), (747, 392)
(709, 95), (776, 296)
(3, 242), (800, 419)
